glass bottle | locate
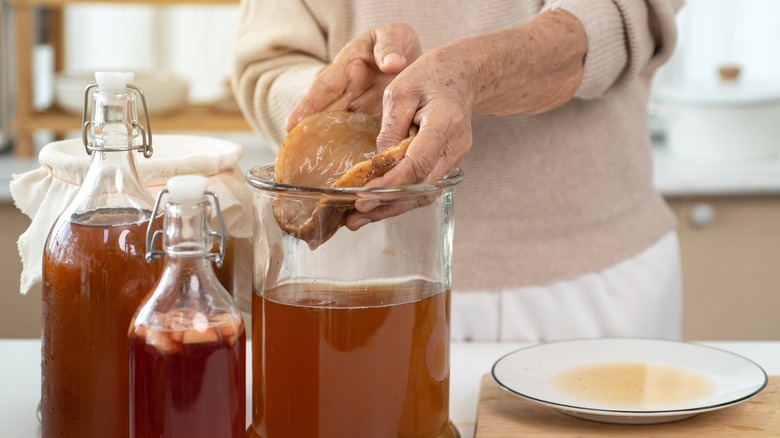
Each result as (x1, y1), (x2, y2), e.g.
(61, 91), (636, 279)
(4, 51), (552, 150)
(129, 175), (246, 438)
(41, 72), (161, 438)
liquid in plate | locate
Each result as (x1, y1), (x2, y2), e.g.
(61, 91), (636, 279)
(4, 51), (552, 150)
(554, 362), (716, 409)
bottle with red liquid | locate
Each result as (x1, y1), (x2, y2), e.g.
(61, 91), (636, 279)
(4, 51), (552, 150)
(129, 175), (246, 438)
(41, 72), (161, 438)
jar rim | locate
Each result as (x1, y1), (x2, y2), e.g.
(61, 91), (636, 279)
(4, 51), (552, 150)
(245, 163), (464, 195)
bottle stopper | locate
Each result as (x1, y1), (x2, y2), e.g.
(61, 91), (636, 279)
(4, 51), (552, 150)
(95, 71), (135, 91)
(167, 175), (209, 203)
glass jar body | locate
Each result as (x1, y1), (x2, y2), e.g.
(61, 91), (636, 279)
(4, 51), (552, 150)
(246, 164), (462, 438)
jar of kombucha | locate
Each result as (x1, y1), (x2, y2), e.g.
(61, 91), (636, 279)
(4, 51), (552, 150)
(246, 163), (463, 438)
(129, 175), (246, 438)
(40, 72), (161, 438)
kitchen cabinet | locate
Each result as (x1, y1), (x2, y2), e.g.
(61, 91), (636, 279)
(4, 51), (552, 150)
(8, 0), (249, 158)
(0, 203), (41, 338)
(667, 195), (780, 340)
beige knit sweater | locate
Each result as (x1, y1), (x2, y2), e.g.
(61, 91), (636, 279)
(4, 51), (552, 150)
(233, 0), (682, 293)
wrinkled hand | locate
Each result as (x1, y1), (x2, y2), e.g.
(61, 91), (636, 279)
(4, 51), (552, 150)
(345, 41), (477, 230)
(285, 24), (422, 132)
(286, 24), (477, 232)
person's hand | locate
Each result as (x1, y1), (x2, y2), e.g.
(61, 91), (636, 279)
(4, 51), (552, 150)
(344, 41), (478, 231)
(285, 24), (422, 132)
(345, 10), (587, 231)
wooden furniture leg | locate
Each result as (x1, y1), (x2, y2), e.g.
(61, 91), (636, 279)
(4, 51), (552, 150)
(50, 7), (64, 72)
(11, 2), (34, 157)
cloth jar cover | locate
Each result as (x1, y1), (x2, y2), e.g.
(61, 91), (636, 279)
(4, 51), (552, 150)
(10, 134), (253, 309)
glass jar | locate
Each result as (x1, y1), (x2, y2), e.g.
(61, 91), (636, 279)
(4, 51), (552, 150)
(245, 163), (463, 438)
(129, 175), (246, 438)
(41, 72), (160, 437)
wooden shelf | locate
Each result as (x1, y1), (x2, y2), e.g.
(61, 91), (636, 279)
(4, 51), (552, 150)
(15, 104), (251, 133)
(8, 0), (247, 157)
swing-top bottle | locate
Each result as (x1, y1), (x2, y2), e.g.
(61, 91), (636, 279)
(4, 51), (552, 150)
(41, 71), (161, 438)
(129, 175), (246, 438)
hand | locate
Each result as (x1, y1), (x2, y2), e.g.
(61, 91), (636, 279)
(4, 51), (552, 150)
(318, 10), (584, 231)
(345, 10), (587, 231)
(285, 24), (422, 132)
(345, 41), (477, 230)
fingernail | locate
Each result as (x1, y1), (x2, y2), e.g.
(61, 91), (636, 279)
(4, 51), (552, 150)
(382, 53), (401, 65)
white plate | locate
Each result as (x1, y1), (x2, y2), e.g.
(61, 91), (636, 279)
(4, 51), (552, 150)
(492, 338), (768, 425)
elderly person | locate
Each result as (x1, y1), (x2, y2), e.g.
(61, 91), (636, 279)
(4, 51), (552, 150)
(233, 0), (683, 342)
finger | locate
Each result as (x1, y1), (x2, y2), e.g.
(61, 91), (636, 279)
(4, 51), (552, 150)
(346, 201), (414, 231)
(408, 108), (471, 181)
(323, 93), (357, 113)
(285, 63), (348, 131)
(345, 92), (383, 119)
(346, 190), (439, 230)
(376, 118), (449, 187)
(421, 119), (470, 182)
(371, 24), (420, 74)
(353, 107), (469, 214)
(376, 85), (419, 150)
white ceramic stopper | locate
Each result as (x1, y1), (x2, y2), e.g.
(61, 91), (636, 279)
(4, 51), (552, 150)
(167, 175), (209, 203)
(95, 71), (134, 91)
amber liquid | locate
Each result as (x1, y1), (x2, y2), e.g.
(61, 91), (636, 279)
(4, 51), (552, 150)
(41, 208), (162, 438)
(130, 316), (246, 438)
(248, 280), (457, 438)
(554, 362), (716, 408)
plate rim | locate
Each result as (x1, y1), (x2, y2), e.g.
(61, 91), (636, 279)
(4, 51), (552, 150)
(490, 337), (769, 418)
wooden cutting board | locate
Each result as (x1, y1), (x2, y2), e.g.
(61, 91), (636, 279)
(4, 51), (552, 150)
(476, 374), (780, 437)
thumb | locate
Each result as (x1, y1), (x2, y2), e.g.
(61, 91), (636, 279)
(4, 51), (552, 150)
(371, 24), (421, 74)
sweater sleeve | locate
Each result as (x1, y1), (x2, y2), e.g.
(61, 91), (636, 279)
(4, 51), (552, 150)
(542, 0), (682, 99)
(232, 0), (328, 149)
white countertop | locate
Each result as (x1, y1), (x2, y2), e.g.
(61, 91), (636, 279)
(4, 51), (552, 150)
(1, 339), (778, 438)
(652, 145), (780, 197)
(5, 141), (780, 203)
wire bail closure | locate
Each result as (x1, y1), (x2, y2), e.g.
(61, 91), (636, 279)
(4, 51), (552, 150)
(81, 83), (154, 158)
(145, 189), (227, 267)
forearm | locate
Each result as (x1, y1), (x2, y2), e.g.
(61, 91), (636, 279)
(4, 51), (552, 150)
(464, 9), (587, 116)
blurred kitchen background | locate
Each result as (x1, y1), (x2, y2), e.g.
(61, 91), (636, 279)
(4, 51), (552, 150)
(2, 0), (780, 339)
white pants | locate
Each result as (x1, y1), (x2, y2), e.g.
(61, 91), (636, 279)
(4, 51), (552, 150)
(451, 231), (682, 342)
